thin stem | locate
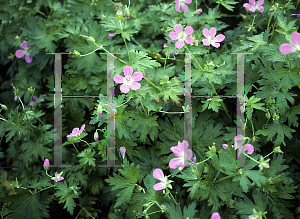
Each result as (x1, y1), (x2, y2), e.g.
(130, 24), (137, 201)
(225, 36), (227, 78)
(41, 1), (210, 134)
(19, 96), (37, 129)
(72, 143), (80, 154)
(169, 192), (178, 205)
(144, 77), (163, 91)
(34, 185), (55, 194)
(286, 54), (292, 69)
(116, 97), (132, 108)
(139, 101), (147, 116)
(80, 139), (91, 148)
(213, 170), (221, 182)
(263, 151), (274, 159)
(243, 152), (260, 164)
(79, 48), (99, 57)
(213, 173), (236, 184)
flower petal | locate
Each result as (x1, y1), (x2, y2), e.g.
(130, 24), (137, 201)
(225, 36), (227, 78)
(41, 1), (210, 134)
(203, 28), (209, 38)
(120, 84), (130, 93)
(202, 39), (211, 46)
(123, 66), (133, 77)
(257, 0), (264, 6)
(208, 27), (217, 37)
(291, 32), (300, 47)
(153, 168), (164, 181)
(184, 0), (192, 4)
(33, 95), (38, 100)
(175, 40), (184, 49)
(234, 134), (245, 148)
(170, 144), (182, 156)
(25, 53), (33, 63)
(244, 144), (254, 154)
(249, 0), (256, 5)
(175, 0), (179, 3)
(153, 183), (165, 190)
(80, 124), (85, 131)
(184, 36), (193, 44)
(169, 158), (182, 169)
(181, 4), (189, 12)
(211, 212), (221, 219)
(15, 50), (26, 58)
(184, 26), (193, 36)
(20, 41), (29, 49)
(214, 34), (225, 42)
(174, 24), (182, 34)
(279, 44), (296, 54)
(114, 75), (125, 84)
(243, 3), (251, 9)
(132, 72), (143, 81)
(29, 101), (34, 106)
(222, 144), (228, 149)
(129, 82), (141, 90)
(186, 149), (193, 160)
(169, 32), (179, 40)
(175, 3), (180, 11)
(248, 7), (256, 12)
(258, 6), (264, 13)
(211, 42), (220, 48)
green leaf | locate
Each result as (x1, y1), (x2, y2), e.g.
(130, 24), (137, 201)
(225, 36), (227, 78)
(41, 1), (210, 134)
(244, 95), (266, 119)
(77, 148), (96, 167)
(127, 50), (161, 72)
(104, 161), (140, 208)
(275, 14), (297, 35)
(216, 0), (239, 12)
(201, 97), (223, 113)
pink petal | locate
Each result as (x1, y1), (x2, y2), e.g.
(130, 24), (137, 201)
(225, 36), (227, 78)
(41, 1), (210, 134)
(279, 44), (295, 54)
(244, 144), (254, 154)
(202, 39), (211, 46)
(153, 168), (164, 180)
(120, 84), (130, 93)
(208, 27), (217, 37)
(169, 32), (179, 40)
(248, 7), (256, 12)
(80, 124), (85, 131)
(20, 41), (29, 49)
(29, 101), (34, 106)
(175, 0), (179, 4)
(243, 3), (251, 9)
(25, 53), (33, 63)
(181, 4), (189, 12)
(129, 82), (141, 90)
(257, 0), (264, 6)
(153, 183), (165, 190)
(184, 36), (193, 44)
(211, 212), (221, 219)
(203, 28), (209, 38)
(291, 32), (300, 47)
(186, 149), (193, 160)
(258, 6), (264, 13)
(174, 24), (182, 34)
(169, 158), (182, 169)
(114, 75), (125, 84)
(214, 34), (225, 42)
(249, 0), (256, 5)
(123, 66), (133, 77)
(175, 3), (180, 11)
(170, 144), (182, 156)
(234, 134), (245, 147)
(178, 161), (186, 170)
(15, 50), (26, 58)
(175, 40), (185, 49)
(184, 0), (192, 4)
(184, 26), (193, 36)
(132, 72), (143, 81)
(211, 42), (221, 48)
(33, 95), (38, 100)
(14, 95), (17, 101)
(222, 144), (228, 149)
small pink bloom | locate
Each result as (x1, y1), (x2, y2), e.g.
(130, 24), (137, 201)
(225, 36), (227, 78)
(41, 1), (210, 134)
(202, 27), (225, 48)
(119, 147), (126, 159)
(175, 0), (192, 13)
(169, 24), (193, 49)
(243, 0), (264, 13)
(169, 140), (193, 170)
(29, 101), (34, 106)
(211, 212), (221, 219)
(108, 33), (115, 40)
(114, 8), (118, 12)
(43, 159), (50, 171)
(15, 40), (33, 63)
(14, 95), (17, 101)
(223, 135), (254, 155)
(196, 8), (202, 14)
(279, 32), (300, 54)
(153, 168), (173, 190)
(292, 14), (300, 17)
(52, 172), (64, 182)
(98, 112), (102, 116)
(67, 124), (85, 137)
(114, 66), (143, 93)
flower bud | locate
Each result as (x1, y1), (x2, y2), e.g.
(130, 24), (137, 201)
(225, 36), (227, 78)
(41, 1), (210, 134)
(265, 111), (271, 119)
(124, 6), (130, 18)
(73, 50), (80, 57)
(97, 103), (103, 116)
(0, 104), (7, 110)
(114, 8), (118, 12)
(94, 131), (98, 141)
(89, 36), (95, 44)
(28, 86), (34, 94)
(209, 143), (216, 154)
(43, 159), (50, 171)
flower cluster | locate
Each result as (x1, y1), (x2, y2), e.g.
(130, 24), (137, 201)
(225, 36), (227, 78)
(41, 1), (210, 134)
(67, 124), (85, 138)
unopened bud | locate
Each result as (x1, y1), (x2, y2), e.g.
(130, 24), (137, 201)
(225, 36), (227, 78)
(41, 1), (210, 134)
(28, 86), (34, 94)
(89, 36), (95, 44)
(124, 5), (130, 18)
(0, 104), (7, 110)
(94, 132), (98, 141)
(73, 50), (80, 57)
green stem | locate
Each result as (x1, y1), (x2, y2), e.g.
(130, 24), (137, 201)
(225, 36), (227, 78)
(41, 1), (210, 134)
(213, 173), (236, 184)
(213, 170), (221, 182)
(169, 192), (178, 205)
(34, 185), (55, 194)
(243, 152), (260, 164)
(79, 48), (99, 57)
(263, 151), (274, 159)
(139, 101), (147, 116)
(19, 96), (37, 129)
(266, 12), (275, 45)
(122, 36), (130, 61)
(72, 143), (80, 154)
(144, 77), (163, 91)
(80, 139), (91, 148)
(286, 54), (292, 69)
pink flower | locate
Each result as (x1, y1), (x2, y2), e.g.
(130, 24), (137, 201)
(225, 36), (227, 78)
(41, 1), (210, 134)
(114, 66), (143, 93)
(292, 14), (300, 17)
(108, 33), (115, 40)
(279, 32), (300, 54)
(243, 0), (264, 13)
(67, 124), (85, 137)
(222, 135), (254, 155)
(202, 27), (225, 48)
(30, 96), (45, 106)
(169, 24), (193, 49)
(196, 8), (202, 14)
(43, 159), (50, 171)
(119, 147), (126, 159)
(169, 140), (193, 170)
(211, 212), (221, 219)
(15, 41), (33, 63)
(153, 168), (173, 191)
(191, 156), (196, 163)
(94, 131), (98, 141)
(51, 172), (64, 182)
(14, 95), (17, 101)
(175, 0), (192, 13)
(114, 8), (118, 12)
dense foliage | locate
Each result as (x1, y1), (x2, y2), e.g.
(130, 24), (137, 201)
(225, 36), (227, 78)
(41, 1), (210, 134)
(0, 0), (300, 218)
